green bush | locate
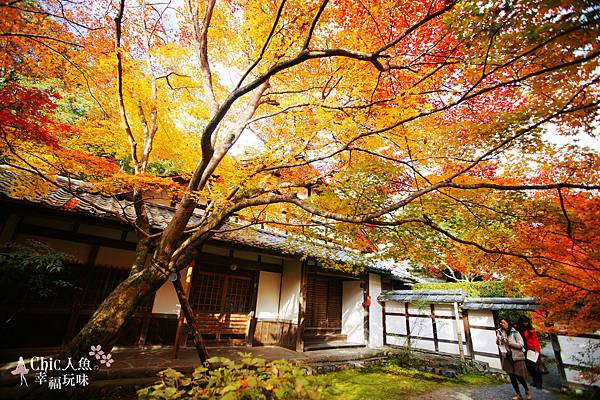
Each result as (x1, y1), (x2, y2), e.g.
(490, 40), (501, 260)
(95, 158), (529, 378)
(137, 353), (326, 400)
(413, 280), (519, 298)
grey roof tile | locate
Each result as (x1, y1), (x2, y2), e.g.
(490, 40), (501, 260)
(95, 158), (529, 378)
(0, 167), (405, 276)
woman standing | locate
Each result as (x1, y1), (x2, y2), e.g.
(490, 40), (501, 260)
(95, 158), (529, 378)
(497, 318), (531, 400)
(517, 316), (543, 389)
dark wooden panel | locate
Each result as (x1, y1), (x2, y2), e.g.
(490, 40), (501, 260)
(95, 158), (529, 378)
(305, 275), (342, 335)
(253, 320), (298, 350)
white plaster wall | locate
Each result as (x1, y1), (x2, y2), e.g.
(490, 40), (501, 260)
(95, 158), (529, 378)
(470, 328), (498, 354)
(255, 271), (281, 319)
(558, 335), (600, 386)
(565, 368), (600, 387)
(412, 337), (436, 351)
(368, 273), (384, 348)
(386, 315), (407, 335)
(386, 334), (408, 347)
(475, 354), (502, 370)
(151, 281), (181, 315)
(385, 302), (405, 313)
(467, 310), (495, 327)
(342, 280), (364, 344)
(434, 304), (454, 317)
(410, 316), (434, 338)
(278, 259), (301, 322)
(436, 318), (458, 341)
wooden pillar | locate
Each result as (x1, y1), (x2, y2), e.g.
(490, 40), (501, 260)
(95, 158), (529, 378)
(173, 263), (194, 359)
(363, 272), (369, 346)
(405, 302), (411, 349)
(462, 310), (474, 358)
(295, 261), (307, 352)
(550, 333), (568, 387)
(431, 304), (439, 352)
(382, 301), (387, 346)
(453, 302), (465, 360)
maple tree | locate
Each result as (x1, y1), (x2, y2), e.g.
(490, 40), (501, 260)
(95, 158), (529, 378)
(1, 0), (599, 361)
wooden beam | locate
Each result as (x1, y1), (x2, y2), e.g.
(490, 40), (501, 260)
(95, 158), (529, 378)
(196, 252), (282, 272)
(19, 223), (136, 250)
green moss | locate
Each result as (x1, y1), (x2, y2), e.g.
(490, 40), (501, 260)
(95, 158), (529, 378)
(312, 365), (502, 400)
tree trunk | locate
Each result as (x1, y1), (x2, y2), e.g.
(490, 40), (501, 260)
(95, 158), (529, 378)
(60, 265), (166, 361)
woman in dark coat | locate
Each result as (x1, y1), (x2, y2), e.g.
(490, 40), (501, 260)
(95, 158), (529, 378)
(517, 316), (543, 389)
(497, 318), (531, 400)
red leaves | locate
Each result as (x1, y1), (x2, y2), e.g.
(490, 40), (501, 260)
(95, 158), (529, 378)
(0, 82), (118, 178)
(62, 198), (80, 211)
(0, 83), (66, 148)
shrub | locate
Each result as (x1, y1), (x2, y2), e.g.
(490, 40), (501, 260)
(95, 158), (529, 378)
(137, 353), (326, 400)
(413, 280), (519, 298)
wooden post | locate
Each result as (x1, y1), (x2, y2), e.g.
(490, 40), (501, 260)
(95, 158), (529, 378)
(171, 270), (208, 364)
(431, 304), (439, 352)
(405, 302), (411, 349)
(363, 272), (370, 346)
(173, 263), (194, 359)
(453, 301), (465, 361)
(296, 261), (307, 352)
(382, 301), (387, 346)
(550, 333), (568, 388)
(462, 310), (474, 358)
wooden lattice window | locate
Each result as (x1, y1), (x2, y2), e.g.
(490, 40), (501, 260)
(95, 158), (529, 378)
(189, 272), (224, 312)
(224, 277), (253, 313)
(189, 272), (253, 313)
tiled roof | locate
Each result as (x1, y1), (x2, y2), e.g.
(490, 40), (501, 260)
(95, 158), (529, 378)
(0, 166), (406, 277)
(378, 290), (467, 303)
(377, 289), (538, 310)
(463, 297), (538, 311)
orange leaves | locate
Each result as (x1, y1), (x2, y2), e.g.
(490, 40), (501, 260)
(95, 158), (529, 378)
(95, 173), (184, 196)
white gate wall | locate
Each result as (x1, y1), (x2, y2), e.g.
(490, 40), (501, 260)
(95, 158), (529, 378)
(467, 310), (502, 369)
(557, 335), (600, 387)
(383, 301), (469, 357)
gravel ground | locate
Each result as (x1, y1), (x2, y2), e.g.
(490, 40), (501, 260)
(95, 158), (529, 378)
(412, 341), (566, 400)
(411, 384), (558, 400)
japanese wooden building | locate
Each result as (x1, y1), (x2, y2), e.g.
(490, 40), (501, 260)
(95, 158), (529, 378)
(0, 167), (412, 360)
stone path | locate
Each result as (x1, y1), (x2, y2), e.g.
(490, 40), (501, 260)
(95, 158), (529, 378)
(413, 343), (565, 400)
(413, 385), (557, 400)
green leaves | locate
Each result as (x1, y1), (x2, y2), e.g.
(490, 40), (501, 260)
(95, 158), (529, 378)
(137, 353), (327, 400)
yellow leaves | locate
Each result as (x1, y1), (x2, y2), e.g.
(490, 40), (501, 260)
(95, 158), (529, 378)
(4, 168), (56, 202)
(95, 173), (184, 196)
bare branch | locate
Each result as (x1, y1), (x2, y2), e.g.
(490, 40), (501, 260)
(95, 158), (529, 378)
(115, 0), (140, 173)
